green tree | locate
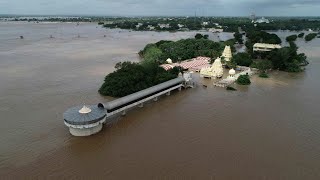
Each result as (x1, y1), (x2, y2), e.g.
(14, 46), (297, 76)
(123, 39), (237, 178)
(143, 47), (163, 64)
(233, 53), (253, 67)
(251, 60), (273, 73)
(286, 34), (298, 42)
(305, 33), (317, 41)
(234, 32), (243, 44)
(226, 59), (237, 69)
(298, 33), (305, 38)
(236, 75), (251, 85)
(99, 61), (178, 97)
(195, 33), (204, 39)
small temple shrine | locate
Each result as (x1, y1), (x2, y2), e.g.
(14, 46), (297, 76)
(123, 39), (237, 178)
(200, 57), (223, 79)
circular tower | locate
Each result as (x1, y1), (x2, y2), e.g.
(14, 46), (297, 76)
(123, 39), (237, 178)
(63, 105), (106, 136)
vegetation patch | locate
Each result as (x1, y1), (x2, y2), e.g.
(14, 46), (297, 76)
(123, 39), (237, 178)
(99, 62), (179, 97)
(232, 53), (253, 67)
(195, 33), (209, 39)
(268, 42), (307, 72)
(234, 31), (243, 44)
(139, 38), (225, 64)
(246, 30), (308, 73)
(236, 75), (251, 85)
(251, 60), (273, 73)
(226, 86), (237, 91)
(298, 33), (305, 38)
(305, 33), (318, 41)
(259, 72), (269, 78)
(286, 34), (298, 42)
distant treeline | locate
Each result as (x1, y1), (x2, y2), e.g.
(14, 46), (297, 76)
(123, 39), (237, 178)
(102, 17), (320, 32)
(3, 16), (320, 32)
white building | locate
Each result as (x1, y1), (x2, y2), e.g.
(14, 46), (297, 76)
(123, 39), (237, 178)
(209, 28), (224, 33)
(166, 58), (173, 64)
(158, 24), (170, 29)
(228, 69), (236, 79)
(253, 43), (281, 52)
(178, 24), (184, 28)
(253, 17), (270, 24)
(202, 22), (209, 26)
(147, 25), (155, 30)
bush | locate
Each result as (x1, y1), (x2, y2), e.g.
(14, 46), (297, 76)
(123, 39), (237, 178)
(286, 34), (298, 42)
(305, 33), (317, 41)
(259, 72), (269, 78)
(226, 86), (237, 91)
(195, 33), (204, 39)
(298, 33), (305, 38)
(236, 75), (251, 85)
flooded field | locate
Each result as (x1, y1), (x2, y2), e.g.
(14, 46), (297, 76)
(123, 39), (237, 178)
(0, 22), (320, 179)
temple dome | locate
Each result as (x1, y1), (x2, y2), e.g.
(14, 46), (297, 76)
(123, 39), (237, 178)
(166, 58), (173, 64)
(229, 68), (236, 75)
(79, 105), (92, 114)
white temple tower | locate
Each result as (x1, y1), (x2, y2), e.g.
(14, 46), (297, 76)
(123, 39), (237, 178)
(221, 46), (232, 62)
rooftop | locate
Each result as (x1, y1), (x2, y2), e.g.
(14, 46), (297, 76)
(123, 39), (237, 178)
(64, 105), (106, 126)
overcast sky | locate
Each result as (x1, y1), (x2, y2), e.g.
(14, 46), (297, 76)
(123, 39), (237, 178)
(1, 0), (319, 16)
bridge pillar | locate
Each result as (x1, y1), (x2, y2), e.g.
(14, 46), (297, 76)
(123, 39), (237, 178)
(166, 91), (171, 96)
(121, 110), (126, 116)
(139, 103), (144, 108)
(153, 97), (158, 102)
(178, 87), (182, 91)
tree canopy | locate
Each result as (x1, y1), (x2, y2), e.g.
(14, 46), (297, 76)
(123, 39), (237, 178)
(286, 34), (298, 42)
(251, 60), (273, 73)
(232, 53), (253, 67)
(305, 33), (317, 41)
(236, 75), (251, 85)
(298, 33), (305, 38)
(195, 33), (209, 39)
(267, 42), (307, 72)
(99, 62), (179, 97)
(139, 38), (224, 64)
(234, 32), (243, 44)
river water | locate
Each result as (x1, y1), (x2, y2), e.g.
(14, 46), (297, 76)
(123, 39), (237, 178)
(0, 22), (320, 179)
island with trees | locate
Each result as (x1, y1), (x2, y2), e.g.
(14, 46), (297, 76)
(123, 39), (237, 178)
(92, 14), (317, 96)
(99, 28), (312, 97)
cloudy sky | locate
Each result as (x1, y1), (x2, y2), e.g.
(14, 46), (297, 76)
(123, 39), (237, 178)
(1, 0), (319, 16)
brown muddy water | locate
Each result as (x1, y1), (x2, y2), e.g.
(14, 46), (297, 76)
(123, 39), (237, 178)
(0, 22), (320, 179)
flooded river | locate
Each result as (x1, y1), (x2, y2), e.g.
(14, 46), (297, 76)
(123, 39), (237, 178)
(0, 22), (320, 179)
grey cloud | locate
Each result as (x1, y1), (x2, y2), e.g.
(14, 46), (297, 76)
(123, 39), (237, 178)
(0, 0), (319, 16)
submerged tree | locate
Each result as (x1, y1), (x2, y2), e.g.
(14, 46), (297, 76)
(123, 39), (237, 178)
(236, 75), (251, 85)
